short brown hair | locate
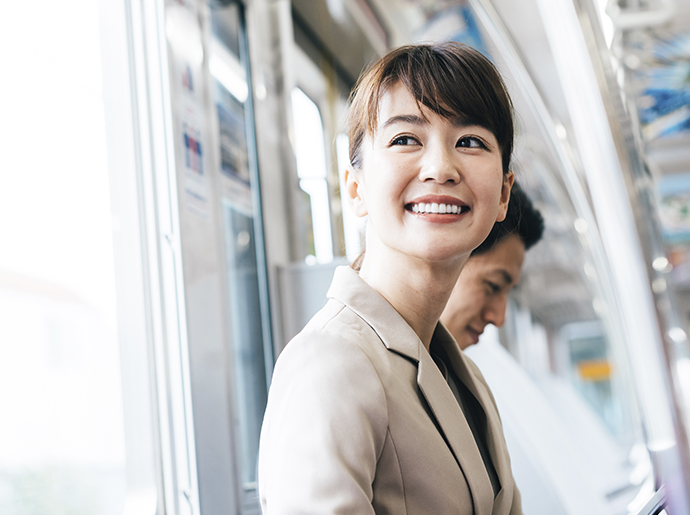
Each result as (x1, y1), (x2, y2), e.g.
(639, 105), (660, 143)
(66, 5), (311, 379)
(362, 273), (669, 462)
(346, 42), (514, 174)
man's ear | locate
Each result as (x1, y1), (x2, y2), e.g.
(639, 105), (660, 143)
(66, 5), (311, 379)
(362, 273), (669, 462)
(345, 168), (368, 217)
(496, 170), (515, 222)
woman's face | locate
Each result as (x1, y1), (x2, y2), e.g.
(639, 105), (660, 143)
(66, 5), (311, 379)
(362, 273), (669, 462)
(440, 234), (525, 350)
(346, 82), (512, 267)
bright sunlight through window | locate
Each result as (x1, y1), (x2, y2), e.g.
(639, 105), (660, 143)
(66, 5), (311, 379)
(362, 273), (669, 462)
(0, 2), (126, 514)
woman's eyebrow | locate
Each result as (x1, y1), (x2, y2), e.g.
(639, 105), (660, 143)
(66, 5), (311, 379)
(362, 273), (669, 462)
(381, 114), (428, 128)
(450, 116), (481, 128)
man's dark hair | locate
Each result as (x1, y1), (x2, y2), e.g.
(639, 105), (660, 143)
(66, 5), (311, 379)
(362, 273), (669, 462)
(472, 181), (544, 256)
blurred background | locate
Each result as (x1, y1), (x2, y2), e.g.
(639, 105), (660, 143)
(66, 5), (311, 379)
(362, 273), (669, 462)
(1, 0), (690, 513)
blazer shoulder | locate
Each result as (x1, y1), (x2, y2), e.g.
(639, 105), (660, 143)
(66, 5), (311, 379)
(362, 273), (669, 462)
(272, 299), (388, 408)
(260, 301), (390, 512)
(283, 298), (387, 368)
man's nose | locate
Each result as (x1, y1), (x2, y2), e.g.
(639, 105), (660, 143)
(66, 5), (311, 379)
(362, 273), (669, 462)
(483, 295), (508, 327)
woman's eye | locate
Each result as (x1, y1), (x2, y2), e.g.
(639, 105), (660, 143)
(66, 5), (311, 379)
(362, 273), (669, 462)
(390, 135), (418, 146)
(457, 136), (486, 149)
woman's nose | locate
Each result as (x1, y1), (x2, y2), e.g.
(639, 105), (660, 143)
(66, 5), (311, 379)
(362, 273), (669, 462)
(419, 144), (461, 184)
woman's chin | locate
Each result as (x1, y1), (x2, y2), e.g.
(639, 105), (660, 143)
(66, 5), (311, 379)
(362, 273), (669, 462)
(418, 248), (473, 267)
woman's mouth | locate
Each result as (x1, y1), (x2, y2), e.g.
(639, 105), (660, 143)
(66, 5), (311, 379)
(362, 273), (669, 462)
(405, 202), (470, 214)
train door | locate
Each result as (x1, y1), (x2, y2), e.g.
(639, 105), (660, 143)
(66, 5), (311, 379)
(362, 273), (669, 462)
(101, 0), (277, 513)
(166, 1), (275, 512)
(100, 0), (388, 512)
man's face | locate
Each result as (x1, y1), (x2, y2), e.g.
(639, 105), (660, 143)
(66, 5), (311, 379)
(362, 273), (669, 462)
(440, 234), (525, 350)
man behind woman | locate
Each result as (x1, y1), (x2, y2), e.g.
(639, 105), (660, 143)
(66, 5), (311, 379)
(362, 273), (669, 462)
(442, 182), (544, 349)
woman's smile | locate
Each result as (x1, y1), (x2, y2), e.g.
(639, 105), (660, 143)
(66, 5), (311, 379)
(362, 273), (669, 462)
(346, 81), (512, 265)
(405, 195), (470, 223)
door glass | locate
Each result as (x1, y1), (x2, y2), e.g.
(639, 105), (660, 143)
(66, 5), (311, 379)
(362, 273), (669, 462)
(210, 1), (271, 495)
(222, 204), (267, 489)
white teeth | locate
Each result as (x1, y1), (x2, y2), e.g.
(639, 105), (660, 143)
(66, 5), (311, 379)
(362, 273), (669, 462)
(410, 202), (463, 214)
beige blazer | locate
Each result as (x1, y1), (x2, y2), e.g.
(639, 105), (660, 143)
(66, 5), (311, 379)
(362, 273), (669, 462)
(258, 266), (522, 514)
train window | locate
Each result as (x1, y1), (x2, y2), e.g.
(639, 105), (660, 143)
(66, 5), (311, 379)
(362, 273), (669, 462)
(557, 321), (634, 440)
(288, 24), (354, 265)
(0, 1), (126, 513)
(210, 0), (241, 58)
(291, 87), (334, 264)
(210, 1), (272, 507)
(221, 199), (269, 492)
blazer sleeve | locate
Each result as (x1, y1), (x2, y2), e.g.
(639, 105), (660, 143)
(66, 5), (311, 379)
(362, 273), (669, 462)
(258, 324), (388, 514)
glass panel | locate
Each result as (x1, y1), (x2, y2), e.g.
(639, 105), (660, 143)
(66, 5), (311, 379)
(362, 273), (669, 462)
(436, 0), (653, 508)
(291, 87), (334, 264)
(0, 1), (126, 513)
(223, 204), (268, 489)
(557, 321), (636, 442)
(210, 1), (241, 58)
(210, 1), (271, 495)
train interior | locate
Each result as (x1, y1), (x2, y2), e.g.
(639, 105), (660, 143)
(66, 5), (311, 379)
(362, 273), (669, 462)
(2, 0), (690, 513)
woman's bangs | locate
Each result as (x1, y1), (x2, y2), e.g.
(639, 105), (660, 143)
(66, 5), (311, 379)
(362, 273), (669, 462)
(397, 53), (498, 135)
(348, 42), (514, 172)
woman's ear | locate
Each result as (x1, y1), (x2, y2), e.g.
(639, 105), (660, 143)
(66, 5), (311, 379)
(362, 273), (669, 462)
(345, 168), (368, 217)
(496, 171), (515, 222)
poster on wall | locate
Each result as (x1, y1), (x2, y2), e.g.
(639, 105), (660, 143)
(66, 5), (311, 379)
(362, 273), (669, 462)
(167, 0), (212, 220)
(215, 82), (253, 217)
(179, 111), (211, 219)
(634, 31), (690, 141)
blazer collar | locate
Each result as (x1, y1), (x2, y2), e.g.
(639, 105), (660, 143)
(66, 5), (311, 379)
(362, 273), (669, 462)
(327, 266), (421, 362)
(440, 330), (516, 514)
(327, 266), (495, 515)
(420, 324), (495, 515)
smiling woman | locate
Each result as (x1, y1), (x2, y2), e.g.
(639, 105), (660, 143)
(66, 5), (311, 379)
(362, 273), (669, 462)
(258, 42), (523, 515)
(346, 80), (510, 281)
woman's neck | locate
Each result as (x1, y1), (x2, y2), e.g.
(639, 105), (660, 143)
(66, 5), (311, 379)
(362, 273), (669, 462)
(358, 248), (468, 351)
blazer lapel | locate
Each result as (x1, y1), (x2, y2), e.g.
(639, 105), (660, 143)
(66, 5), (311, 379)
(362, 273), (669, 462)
(327, 267), (495, 515)
(443, 334), (515, 514)
(416, 347), (494, 515)
(327, 266), (422, 360)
